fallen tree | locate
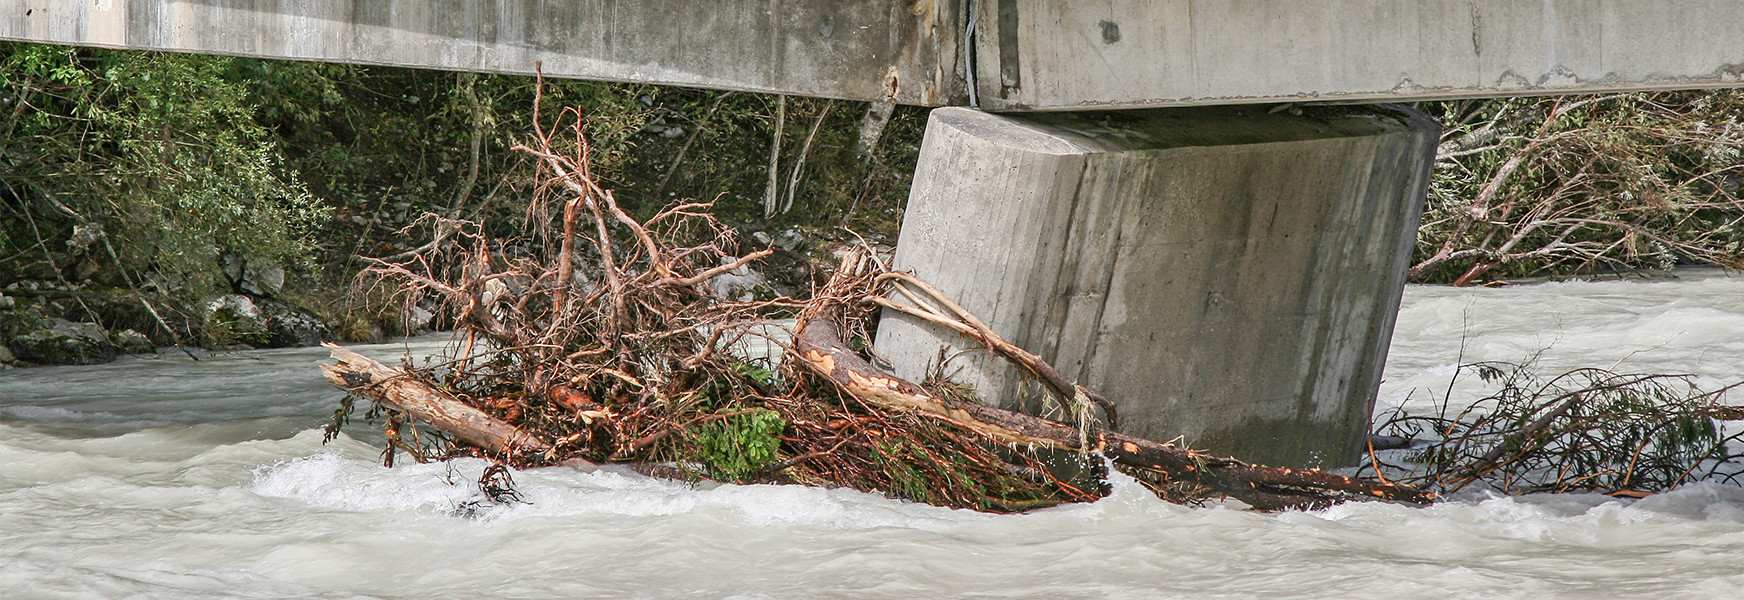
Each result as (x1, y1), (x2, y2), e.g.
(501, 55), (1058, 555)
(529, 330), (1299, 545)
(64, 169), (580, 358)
(790, 282), (1431, 510)
(315, 86), (1434, 512)
(1370, 362), (1744, 497)
(320, 251), (1432, 510)
(321, 343), (551, 460)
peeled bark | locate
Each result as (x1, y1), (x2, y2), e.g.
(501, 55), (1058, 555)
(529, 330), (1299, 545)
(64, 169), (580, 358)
(793, 313), (1433, 510)
(320, 343), (552, 460)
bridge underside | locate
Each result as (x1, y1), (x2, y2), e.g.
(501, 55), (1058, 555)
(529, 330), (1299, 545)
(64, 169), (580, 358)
(7, 1), (1744, 110)
(1, 0), (964, 106)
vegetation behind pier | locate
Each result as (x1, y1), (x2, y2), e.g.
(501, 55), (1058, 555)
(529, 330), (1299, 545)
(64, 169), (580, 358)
(5, 42), (1744, 359)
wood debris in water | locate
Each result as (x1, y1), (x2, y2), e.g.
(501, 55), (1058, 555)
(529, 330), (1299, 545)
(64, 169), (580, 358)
(319, 89), (1434, 512)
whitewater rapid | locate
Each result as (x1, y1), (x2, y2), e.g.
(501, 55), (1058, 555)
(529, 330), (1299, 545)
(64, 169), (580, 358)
(4, 269), (1744, 599)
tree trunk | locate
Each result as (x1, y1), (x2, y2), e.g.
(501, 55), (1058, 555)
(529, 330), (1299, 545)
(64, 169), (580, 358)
(320, 343), (552, 460)
(791, 311), (1433, 510)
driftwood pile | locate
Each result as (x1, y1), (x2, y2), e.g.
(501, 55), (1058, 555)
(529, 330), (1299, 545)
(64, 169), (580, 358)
(316, 92), (1432, 512)
(1370, 363), (1744, 497)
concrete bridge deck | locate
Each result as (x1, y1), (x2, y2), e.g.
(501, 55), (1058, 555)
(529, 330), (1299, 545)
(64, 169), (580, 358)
(6, 1), (1744, 110)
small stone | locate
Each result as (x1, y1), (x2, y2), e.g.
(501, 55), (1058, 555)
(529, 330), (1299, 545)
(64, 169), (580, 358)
(66, 223), (102, 253)
(774, 229), (807, 252)
(708, 260), (773, 303)
(8, 319), (115, 365)
(256, 299), (331, 348)
(206, 294), (261, 321)
(111, 329), (155, 355)
(240, 261), (285, 297)
(406, 306), (436, 334)
(222, 254), (246, 284)
(203, 294), (268, 346)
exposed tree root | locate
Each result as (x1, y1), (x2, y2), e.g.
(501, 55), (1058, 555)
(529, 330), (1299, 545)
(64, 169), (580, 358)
(793, 259), (1431, 511)
(316, 88), (1433, 512)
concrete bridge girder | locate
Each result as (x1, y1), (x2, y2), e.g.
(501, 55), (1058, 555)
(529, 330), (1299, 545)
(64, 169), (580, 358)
(977, 0), (1744, 110)
(1, 0), (965, 106)
(8, 1), (1744, 108)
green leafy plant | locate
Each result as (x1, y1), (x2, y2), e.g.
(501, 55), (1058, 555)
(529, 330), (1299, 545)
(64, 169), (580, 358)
(3, 43), (328, 338)
(691, 409), (786, 483)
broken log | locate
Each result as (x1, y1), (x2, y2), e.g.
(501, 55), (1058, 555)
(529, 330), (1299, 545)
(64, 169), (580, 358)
(320, 343), (552, 460)
(792, 312), (1433, 510)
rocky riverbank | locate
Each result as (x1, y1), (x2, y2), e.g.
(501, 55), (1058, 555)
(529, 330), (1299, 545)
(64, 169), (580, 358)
(0, 286), (338, 368)
(0, 254), (346, 367)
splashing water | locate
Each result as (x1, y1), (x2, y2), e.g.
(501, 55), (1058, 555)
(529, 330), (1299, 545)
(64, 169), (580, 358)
(5, 270), (1744, 598)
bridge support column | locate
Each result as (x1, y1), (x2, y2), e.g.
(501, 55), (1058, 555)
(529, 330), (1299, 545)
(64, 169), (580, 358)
(873, 106), (1438, 467)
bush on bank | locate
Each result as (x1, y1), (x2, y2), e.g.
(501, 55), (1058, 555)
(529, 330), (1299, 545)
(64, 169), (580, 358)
(9, 41), (1744, 357)
(1, 42), (925, 354)
(1, 43), (326, 346)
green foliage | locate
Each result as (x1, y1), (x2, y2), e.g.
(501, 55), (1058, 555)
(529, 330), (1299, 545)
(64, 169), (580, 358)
(3, 41), (925, 345)
(872, 438), (938, 503)
(729, 361), (778, 386)
(868, 430), (1061, 511)
(268, 66), (654, 216)
(2, 43), (327, 326)
(691, 409), (786, 483)
(602, 93), (923, 240)
(323, 394), (357, 443)
(1377, 362), (1744, 495)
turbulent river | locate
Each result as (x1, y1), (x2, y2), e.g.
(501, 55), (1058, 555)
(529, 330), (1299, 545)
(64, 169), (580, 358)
(5, 270), (1744, 599)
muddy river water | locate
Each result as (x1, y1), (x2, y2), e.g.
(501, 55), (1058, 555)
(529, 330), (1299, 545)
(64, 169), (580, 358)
(4, 270), (1744, 599)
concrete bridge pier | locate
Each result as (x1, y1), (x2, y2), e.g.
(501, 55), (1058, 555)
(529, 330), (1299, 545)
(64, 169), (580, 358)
(873, 105), (1438, 467)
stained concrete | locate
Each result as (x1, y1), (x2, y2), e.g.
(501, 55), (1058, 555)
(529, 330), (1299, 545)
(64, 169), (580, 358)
(9, 1), (1744, 108)
(977, 0), (1744, 109)
(0, 0), (964, 106)
(874, 106), (1438, 467)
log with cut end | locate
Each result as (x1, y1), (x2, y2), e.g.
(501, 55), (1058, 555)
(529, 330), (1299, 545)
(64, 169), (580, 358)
(319, 343), (552, 460)
(792, 314), (1433, 510)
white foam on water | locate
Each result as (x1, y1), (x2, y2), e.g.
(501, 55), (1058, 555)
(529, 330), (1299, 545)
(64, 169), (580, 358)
(1381, 268), (1744, 414)
(5, 427), (1744, 599)
(249, 452), (483, 514)
(5, 276), (1744, 598)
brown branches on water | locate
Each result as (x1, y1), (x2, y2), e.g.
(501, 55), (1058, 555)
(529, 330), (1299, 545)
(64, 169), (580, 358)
(321, 343), (551, 460)
(321, 89), (1744, 511)
(1371, 362), (1744, 497)
(794, 255), (1430, 510)
(322, 91), (1435, 513)
(1415, 93), (1744, 284)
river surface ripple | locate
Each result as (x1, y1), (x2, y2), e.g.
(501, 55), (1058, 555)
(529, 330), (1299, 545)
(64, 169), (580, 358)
(4, 270), (1744, 599)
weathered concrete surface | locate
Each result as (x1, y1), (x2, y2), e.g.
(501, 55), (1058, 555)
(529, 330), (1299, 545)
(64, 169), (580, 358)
(977, 0), (1744, 110)
(0, 0), (964, 105)
(9, 1), (1744, 108)
(875, 106), (1437, 467)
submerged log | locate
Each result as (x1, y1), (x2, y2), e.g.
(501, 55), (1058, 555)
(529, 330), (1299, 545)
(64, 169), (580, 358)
(319, 343), (552, 460)
(793, 313), (1433, 510)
